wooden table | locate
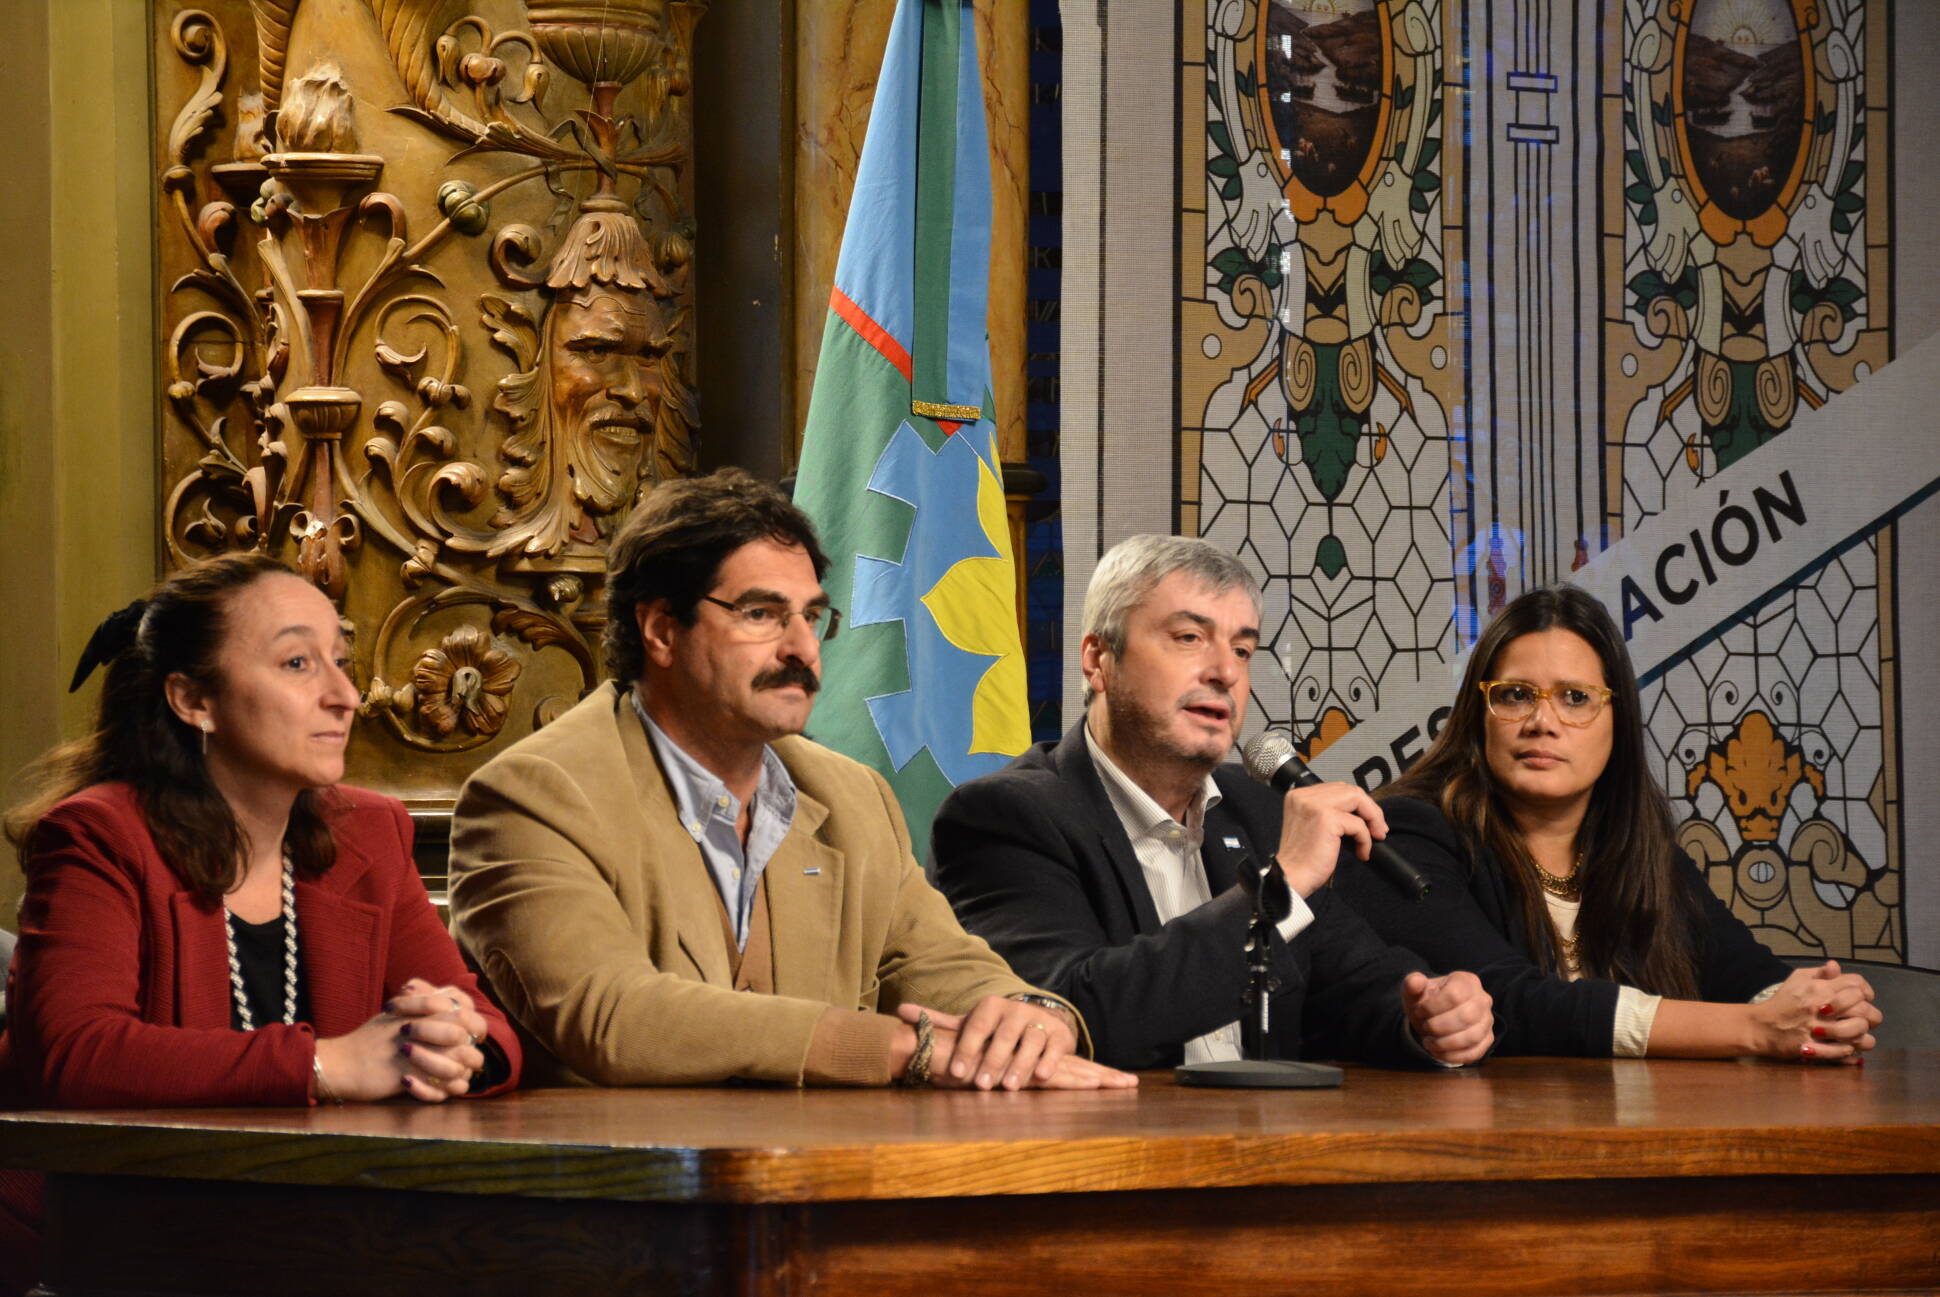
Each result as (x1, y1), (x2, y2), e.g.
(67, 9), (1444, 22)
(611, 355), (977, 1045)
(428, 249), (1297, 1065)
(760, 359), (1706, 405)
(4, 1052), (1939, 1296)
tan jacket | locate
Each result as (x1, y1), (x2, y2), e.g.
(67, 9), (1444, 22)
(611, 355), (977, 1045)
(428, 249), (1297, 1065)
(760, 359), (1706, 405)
(449, 682), (1049, 1086)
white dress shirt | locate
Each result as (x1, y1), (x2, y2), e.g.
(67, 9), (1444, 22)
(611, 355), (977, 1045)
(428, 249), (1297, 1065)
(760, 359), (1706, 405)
(1084, 725), (1313, 1064)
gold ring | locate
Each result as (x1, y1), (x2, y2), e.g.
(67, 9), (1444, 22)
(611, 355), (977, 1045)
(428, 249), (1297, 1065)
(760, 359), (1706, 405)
(1028, 1021), (1050, 1034)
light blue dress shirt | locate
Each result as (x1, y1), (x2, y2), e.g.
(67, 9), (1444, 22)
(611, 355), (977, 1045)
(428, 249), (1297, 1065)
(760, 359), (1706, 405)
(632, 691), (798, 950)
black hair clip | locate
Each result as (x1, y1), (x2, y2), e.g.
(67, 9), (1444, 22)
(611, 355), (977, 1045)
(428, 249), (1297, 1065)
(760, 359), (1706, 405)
(68, 599), (148, 693)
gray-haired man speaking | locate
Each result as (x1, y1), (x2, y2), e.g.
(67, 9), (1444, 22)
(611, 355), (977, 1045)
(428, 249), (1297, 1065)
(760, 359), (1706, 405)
(929, 535), (1493, 1070)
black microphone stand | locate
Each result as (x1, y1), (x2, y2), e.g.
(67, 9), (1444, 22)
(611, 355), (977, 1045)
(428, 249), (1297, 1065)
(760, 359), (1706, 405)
(1175, 852), (1343, 1089)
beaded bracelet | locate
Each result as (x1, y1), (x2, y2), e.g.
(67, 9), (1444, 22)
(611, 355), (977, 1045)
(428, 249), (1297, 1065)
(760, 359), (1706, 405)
(901, 1011), (935, 1087)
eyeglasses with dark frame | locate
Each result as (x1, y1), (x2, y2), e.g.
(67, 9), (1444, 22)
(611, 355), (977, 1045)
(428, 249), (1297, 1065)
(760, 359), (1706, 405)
(699, 594), (842, 643)
(1477, 679), (1614, 727)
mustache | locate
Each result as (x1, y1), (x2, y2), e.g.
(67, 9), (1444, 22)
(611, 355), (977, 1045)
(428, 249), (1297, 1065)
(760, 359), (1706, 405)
(1178, 687), (1234, 711)
(585, 403), (645, 429)
(752, 663), (820, 694)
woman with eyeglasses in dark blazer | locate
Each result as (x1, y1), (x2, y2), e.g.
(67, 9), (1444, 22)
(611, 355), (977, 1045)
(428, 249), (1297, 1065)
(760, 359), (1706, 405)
(1336, 585), (1881, 1062)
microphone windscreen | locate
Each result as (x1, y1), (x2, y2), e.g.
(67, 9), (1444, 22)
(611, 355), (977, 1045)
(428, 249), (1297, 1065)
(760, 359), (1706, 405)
(1241, 729), (1297, 785)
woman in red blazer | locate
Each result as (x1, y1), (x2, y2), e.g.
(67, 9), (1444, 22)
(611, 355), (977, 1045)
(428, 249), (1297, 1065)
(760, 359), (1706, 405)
(0, 554), (521, 1293)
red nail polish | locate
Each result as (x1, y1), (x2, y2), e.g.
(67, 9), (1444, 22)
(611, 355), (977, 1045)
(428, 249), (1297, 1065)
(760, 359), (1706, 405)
(1818, 1003), (1834, 1016)
(1811, 1026), (1827, 1040)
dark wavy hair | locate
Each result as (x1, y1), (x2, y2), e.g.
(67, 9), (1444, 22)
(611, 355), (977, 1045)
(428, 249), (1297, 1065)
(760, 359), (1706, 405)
(1381, 585), (1698, 998)
(4, 554), (338, 901)
(601, 467), (830, 684)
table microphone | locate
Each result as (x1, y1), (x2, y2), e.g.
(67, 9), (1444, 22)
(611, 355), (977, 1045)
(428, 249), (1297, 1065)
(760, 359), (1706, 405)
(1240, 730), (1431, 901)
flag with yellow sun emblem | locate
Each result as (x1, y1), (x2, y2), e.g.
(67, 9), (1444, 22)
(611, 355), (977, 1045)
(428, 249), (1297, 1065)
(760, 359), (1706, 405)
(793, 0), (1030, 842)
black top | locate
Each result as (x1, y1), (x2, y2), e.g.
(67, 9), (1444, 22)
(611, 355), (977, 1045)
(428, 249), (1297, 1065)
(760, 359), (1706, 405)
(1335, 795), (1791, 1056)
(226, 913), (311, 1031)
(928, 723), (1434, 1071)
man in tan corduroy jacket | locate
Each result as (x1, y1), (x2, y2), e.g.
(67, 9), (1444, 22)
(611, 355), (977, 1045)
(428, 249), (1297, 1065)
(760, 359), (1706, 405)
(448, 469), (1135, 1092)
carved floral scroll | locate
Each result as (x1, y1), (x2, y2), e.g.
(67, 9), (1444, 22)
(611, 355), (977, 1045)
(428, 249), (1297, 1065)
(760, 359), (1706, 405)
(154, 0), (702, 808)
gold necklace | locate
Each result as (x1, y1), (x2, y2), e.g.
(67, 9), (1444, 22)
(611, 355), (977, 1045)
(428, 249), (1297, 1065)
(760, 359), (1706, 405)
(1535, 852), (1583, 901)
(1541, 852), (1587, 974)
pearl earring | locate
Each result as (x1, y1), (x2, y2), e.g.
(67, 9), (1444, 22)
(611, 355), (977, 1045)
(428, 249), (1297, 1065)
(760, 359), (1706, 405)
(200, 719), (213, 757)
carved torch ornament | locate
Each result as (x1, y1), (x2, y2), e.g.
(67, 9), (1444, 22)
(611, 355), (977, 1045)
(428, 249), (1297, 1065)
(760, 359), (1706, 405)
(158, 2), (702, 776)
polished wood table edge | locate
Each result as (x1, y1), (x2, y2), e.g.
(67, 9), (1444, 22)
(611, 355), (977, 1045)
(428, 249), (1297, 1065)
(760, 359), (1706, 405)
(4, 1121), (1934, 1203)
(3, 1053), (1937, 1205)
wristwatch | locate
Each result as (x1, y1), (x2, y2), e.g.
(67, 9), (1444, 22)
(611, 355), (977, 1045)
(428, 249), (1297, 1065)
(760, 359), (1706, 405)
(1008, 992), (1071, 1019)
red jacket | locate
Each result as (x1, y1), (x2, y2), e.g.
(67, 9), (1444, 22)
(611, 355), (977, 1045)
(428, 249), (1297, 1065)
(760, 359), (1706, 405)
(0, 782), (522, 1293)
(1, 781), (520, 1106)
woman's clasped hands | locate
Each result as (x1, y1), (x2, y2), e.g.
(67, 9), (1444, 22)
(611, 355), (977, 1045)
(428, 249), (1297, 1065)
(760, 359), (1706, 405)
(312, 977), (493, 1102)
(1749, 960), (1880, 1065)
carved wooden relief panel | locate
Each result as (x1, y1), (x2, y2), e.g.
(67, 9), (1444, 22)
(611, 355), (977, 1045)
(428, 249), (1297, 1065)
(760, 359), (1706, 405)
(154, 0), (702, 810)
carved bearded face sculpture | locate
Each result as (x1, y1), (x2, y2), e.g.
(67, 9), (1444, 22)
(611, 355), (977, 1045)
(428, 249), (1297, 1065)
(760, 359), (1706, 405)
(545, 283), (669, 536)
(490, 201), (695, 560)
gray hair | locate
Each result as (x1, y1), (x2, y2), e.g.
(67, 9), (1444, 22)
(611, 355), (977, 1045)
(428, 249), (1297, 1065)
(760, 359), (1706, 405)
(1081, 535), (1260, 703)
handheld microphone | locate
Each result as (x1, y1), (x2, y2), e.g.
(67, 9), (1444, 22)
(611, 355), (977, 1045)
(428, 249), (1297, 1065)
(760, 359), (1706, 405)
(1240, 730), (1431, 901)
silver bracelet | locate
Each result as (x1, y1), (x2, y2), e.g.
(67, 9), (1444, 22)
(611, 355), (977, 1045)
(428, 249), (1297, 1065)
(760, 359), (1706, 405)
(312, 1054), (344, 1106)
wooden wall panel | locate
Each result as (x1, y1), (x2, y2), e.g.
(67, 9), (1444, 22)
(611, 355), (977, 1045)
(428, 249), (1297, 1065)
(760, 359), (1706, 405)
(152, 0), (704, 819)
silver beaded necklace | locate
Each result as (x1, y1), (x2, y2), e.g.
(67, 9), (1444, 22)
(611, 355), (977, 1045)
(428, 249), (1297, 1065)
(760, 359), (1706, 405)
(223, 856), (299, 1030)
